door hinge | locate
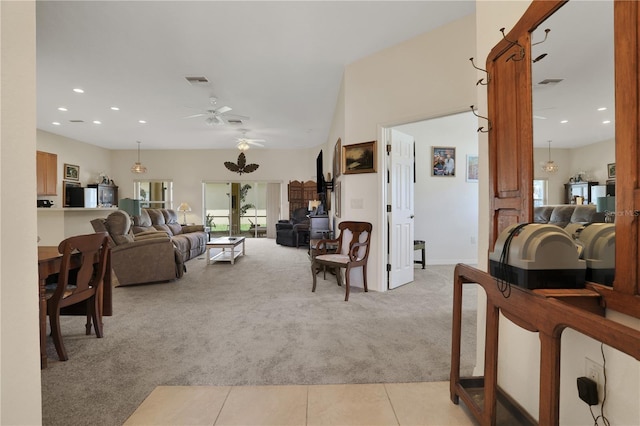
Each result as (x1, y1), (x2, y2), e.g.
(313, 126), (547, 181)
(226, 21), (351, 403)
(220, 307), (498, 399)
(386, 144), (391, 154)
(387, 204), (392, 212)
(387, 263), (391, 272)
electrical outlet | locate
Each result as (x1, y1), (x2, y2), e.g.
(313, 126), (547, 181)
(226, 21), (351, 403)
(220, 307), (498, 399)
(585, 357), (604, 402)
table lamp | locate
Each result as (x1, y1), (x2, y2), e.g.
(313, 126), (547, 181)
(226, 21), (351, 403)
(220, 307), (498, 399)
(178, 202), (191, 225)
(308, 200), (321, 214)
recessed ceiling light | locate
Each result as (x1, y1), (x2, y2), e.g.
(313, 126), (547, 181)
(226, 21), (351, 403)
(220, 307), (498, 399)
(138, 120), (147, 124)
(603, 120), (611, 124)
(93, 120), (102, 124)
(58, 107), (68, 112)
(110, 106), (120, 111)
(73, 88), (84, 93)
(597, 107), (607, 111)
(560, 120), (568, 124)
(52, 122), (61, 126)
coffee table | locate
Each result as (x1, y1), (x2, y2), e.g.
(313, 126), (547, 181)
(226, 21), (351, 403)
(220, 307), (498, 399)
(206, 236), (245, 265)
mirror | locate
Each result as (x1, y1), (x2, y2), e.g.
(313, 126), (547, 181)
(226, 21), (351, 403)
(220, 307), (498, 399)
(531, 0), (616, 284)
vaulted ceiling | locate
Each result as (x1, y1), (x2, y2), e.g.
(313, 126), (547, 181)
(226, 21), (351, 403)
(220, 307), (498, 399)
(36, 1), (475, 151)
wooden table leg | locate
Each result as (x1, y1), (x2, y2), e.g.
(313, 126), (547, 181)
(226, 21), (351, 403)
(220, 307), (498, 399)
(39, 277), (48, 369)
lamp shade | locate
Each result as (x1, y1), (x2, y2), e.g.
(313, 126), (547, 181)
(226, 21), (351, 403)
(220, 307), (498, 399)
(177, 202), (191, 212)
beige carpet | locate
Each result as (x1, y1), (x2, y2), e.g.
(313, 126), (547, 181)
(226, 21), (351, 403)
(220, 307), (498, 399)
(41, 238), (477, 426)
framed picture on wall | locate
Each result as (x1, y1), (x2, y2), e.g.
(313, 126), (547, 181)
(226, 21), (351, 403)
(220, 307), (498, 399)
(333, 138), (342, 178)
(64, 163), (80, 181)
(607, 163), (616, 179)
(343, 141), (376, 174)
(466, 155), (479, 182)
(432, 146), (456, 176)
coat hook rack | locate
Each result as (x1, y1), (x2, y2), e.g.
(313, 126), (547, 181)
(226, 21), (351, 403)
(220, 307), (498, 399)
(470, 105), (491, 133)
(469, 57), (490, 85)
(500, 27), (525, 62)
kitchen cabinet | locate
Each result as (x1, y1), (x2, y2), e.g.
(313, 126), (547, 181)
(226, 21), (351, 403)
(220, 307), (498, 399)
(36, 151), (57, 196)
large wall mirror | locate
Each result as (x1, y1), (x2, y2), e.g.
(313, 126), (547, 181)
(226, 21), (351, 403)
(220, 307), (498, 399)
(486, 0), (640, 319)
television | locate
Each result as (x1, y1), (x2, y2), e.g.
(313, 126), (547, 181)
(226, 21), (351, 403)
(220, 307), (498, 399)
(316, 150), (325, 194)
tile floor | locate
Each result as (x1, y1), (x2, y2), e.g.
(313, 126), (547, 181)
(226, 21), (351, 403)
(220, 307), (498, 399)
(124, 381), (475, 425)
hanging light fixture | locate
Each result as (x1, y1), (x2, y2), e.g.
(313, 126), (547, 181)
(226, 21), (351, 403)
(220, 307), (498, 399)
(541, 140), (558, 173)
(130, 140), (148, 174)
(237, 140), (250, 151)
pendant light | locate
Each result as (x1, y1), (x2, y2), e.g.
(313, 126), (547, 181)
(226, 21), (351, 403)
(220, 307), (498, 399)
(541, 140), (558, 173)
(131, 140), (148, 174)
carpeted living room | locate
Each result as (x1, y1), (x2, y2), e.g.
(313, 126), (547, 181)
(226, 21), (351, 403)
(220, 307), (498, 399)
(41, 238), (477, 425)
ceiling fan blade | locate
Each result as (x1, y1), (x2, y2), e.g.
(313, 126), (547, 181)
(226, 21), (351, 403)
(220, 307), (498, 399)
(248, 141), (264, 147)
(184, 113), (207, 119)
(215, 106), (232, 115)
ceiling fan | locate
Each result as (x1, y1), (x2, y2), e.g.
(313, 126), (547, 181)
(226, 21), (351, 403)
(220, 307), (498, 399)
(236, 130), (265, 151)
(184, 97), (248, 126)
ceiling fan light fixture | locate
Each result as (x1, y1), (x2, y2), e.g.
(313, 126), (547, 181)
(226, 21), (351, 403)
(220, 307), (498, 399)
(238, 140), (250, 151)
(131, 141), (148, 174)
(542, 140), (558, 173)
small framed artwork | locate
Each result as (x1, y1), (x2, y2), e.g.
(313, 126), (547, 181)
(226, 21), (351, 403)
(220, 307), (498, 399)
(62, 180), (81, 207)
(607, 163), (616, 179)
(333, 138), (342, 179)
(432, 146), (456, 176)
(64, 163), (80, 181)
(466, 155), (479, 182)
(334, 181), (341, 218)
(343, 141), (376, 174)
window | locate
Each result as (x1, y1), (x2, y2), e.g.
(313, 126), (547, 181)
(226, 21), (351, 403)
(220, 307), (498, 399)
(134, 180), (173, 209)
(533, 179), (548, 207)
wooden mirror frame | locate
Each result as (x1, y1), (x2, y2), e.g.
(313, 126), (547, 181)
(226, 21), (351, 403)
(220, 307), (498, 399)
(486, 0), (640, 319)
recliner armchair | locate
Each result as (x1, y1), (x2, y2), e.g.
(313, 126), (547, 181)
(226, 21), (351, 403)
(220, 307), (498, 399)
(275, 207), (310, 247)
(91, 210), (184, 286)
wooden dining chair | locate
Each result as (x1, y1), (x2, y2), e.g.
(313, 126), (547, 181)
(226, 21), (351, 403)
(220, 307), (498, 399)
(311, 221), (372, 301)
(46, 232), (109, 361)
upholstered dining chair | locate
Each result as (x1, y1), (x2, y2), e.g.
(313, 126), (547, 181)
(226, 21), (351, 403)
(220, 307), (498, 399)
(46, 232), (110, 361)
(311, 221), (372, 301)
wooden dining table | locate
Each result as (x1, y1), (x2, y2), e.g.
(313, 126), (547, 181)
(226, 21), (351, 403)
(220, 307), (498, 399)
(37, 246), (112, 368)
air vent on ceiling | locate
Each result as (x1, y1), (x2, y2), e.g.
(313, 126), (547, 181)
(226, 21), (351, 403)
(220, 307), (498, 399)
(227, 119), (243, 125)
(185, 76), (210, 85)
(538, 78), (563, 85)
(69, 119), (85, 123)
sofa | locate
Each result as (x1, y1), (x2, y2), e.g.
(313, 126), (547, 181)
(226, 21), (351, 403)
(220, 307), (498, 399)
(131, 208), (208, 262)
(91, 210), (184, 286)
(275, 207), (310, 247)
(533, 204), (605, 228)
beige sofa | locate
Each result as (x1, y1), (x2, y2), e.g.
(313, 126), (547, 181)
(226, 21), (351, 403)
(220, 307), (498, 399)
(131, 208), (207, 262)
(91, 210), (184, 286)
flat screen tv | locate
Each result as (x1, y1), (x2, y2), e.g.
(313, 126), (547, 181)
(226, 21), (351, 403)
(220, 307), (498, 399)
(316, 150), (325, 194)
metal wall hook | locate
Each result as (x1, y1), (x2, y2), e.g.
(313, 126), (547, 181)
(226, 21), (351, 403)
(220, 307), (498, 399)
(469, 57), (490, 85)
(500, 27), (525, 62)
(470, 105), (491, 133)
(532, 28), (551, 47)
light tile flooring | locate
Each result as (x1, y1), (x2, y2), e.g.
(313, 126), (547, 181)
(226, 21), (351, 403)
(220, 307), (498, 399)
(124, 381), (475, 426)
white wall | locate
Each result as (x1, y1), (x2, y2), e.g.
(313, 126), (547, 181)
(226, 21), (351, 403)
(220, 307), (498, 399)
(108, 147), (317, 225)
(0, 1), (42, 423)
(326, 13), (477, 292)
(396, 112), (478, 264)
(476, 1), (640, 424)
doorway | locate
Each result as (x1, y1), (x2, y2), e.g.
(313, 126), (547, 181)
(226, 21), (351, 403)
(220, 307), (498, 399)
(203, 181), (280, 238)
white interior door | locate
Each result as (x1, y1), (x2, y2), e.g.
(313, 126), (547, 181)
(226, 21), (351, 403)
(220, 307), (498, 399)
(388, 129), (415, 289)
